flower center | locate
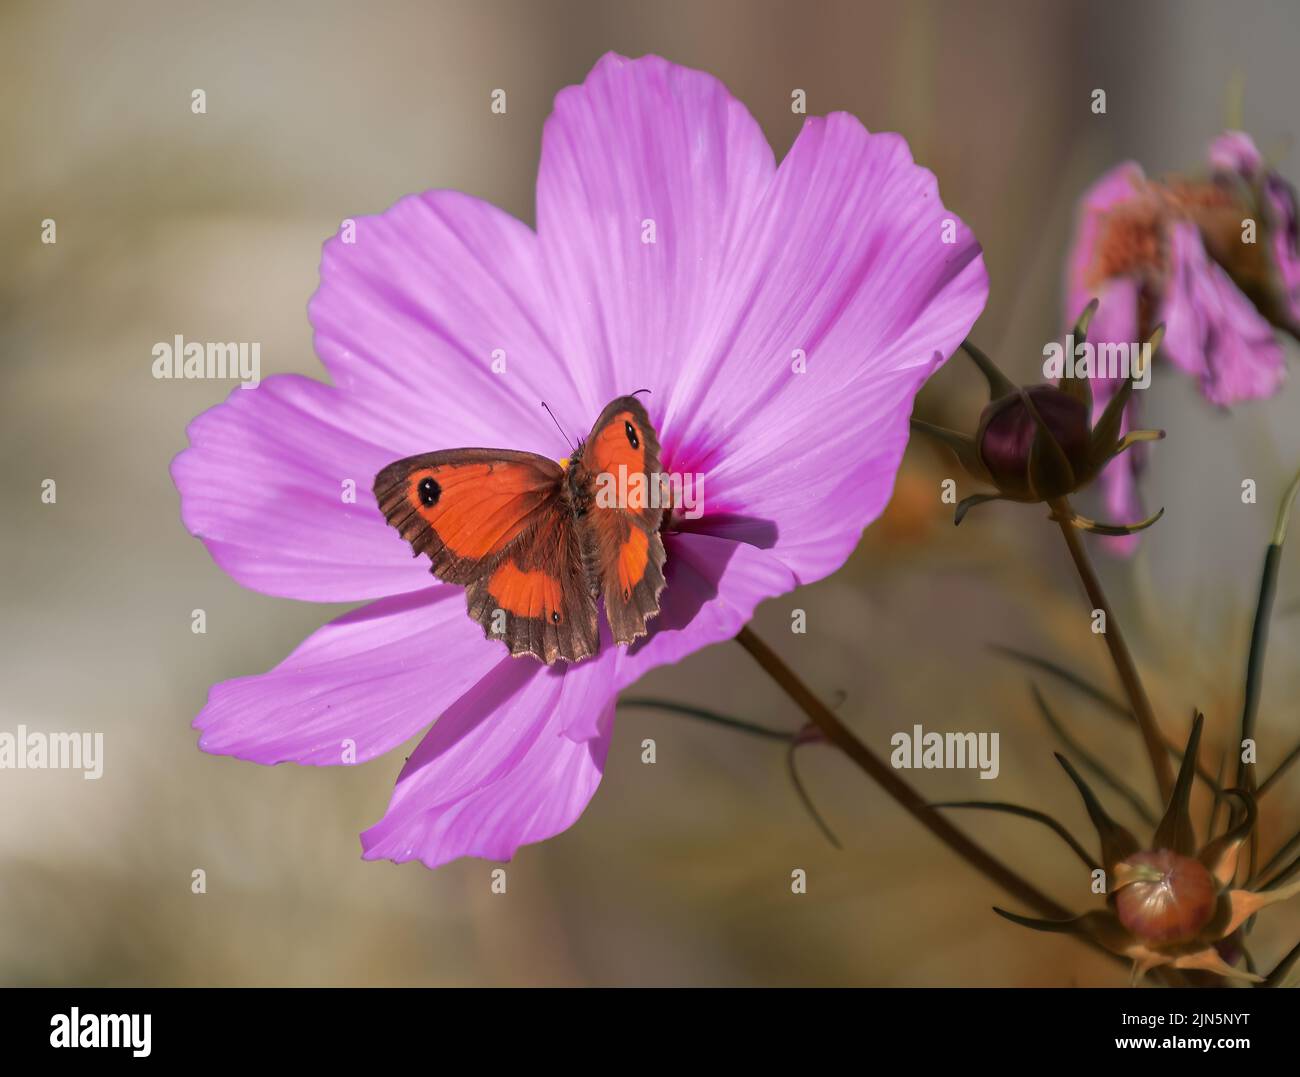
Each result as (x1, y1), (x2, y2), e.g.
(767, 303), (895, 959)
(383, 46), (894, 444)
(1089, 203), (1166, 286)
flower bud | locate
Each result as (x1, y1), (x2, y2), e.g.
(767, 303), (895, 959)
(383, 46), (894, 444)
(976, 386), (1091, 501)
(1113, 849), (1217, 946)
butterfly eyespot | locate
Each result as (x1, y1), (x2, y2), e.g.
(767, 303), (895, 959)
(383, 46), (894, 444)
(417, 477), (441, 507)
(624, 421), (639, 449)
(550, 611), (560, 624)
(623, 588), (630, 600)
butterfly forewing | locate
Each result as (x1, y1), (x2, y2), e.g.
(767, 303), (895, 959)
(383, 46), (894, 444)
(373, 448), (599, 662)
(579, 397), (668, 646)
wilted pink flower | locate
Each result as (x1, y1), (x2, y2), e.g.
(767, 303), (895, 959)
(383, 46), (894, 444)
(1064, 134), (1295, 553)
(172, 53), (987, 868)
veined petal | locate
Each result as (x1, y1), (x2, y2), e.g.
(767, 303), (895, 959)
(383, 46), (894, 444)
(536, 54), (986, 584)
(309, 188), (581, 456)
(1063, 161), (1147, 334)
(693, 114), (986, 582)
(615, 532), (797, 688)
(1161, 223), (1286, 405)
(360, 656), (615, 868)
(195, 587), (500, 765)
(172, 374), (433, 601)
(536, 52), (776, 424)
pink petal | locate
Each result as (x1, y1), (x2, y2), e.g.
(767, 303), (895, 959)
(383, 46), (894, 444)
(559, 532), (798, 743)
(1207, 130), (1264, 175)
(696, 115), (986, 582)
(309, 189), (581, 458)
(172, 374), (433, 601)
(614, 531), (795, 685)
(1091, 375), (1145, 558)
(1064, 162), (1147, 333)
(1160, 223), (1285, 404)
(538, 54), (986, 583)
(195, 586), (502, 765)
(536, 52), (777, 424)
(360, 656), (614, 868)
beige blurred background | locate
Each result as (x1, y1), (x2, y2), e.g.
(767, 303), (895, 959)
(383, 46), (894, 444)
(2, 0), (1299, 986)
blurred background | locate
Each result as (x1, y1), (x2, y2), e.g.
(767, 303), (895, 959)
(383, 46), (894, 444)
(2, 0), (1299, 986)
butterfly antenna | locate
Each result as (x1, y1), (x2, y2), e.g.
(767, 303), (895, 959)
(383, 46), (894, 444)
(540, 401), (576, 453)
(631, 388), (652, 397)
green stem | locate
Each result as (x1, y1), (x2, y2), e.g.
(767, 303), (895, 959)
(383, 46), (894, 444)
(734, 625), (1073, 920)
(1048, 498), (1174, 804)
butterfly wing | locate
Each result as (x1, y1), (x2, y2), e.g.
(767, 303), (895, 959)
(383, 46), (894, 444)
(579, 397), (668, 646)
(374, 449), (599, 663)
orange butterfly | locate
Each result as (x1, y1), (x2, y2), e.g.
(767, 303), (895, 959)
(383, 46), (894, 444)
(374, 396), (667, 664)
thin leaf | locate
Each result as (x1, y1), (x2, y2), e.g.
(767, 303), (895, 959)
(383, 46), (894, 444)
(931, 800), (1099, 871)
(991, 645), (1223, 793)
(1235, 467), (1300, 794)
(617, 698), (790, 741)
(1030, 683), (1156, 826)
(1260, 850), (1300, 891)
(1258, 738), (1300, 797)
(1263, 939), (1300, 987)
(955, 492), (1005, 526)
(992, 906), (1088, 935)
(787, 727), (841, 850)
(991, 645), (1130, 721)
(1255, 825), (1300, 885)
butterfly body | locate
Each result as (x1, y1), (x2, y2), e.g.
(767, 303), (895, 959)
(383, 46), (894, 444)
(374, 396), (667, 664)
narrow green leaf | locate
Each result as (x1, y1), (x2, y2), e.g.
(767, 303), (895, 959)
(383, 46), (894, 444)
(1031, 684), (1156, 826)
(931, 800), (1099, 871)
(954, 492), (1004, 526)
(618, 697), (790, 741)
(787, 733), (842, 850)
(1263, 939), (1300, 987)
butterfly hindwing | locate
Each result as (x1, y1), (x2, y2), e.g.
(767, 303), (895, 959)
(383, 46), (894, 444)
(579, 397), (668, 646)
(465, 504), (599, 664)
(374, 449), (598, 662)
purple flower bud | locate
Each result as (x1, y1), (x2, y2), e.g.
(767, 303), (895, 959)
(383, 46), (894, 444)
(977, 386), (1091, 500)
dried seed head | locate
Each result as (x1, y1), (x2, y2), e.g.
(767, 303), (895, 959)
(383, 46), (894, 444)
(1113, 849), (1218, 946)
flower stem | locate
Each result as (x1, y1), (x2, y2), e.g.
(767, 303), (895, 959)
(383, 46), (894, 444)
(734, 625), (1073, 920)
(1048, 497), (1174, 803)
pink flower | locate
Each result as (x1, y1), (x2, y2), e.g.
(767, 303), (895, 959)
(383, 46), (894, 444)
(1206, 131), (1300, 331)
(172, 53), (987, 868)
(1063, 135), (1294, 554)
